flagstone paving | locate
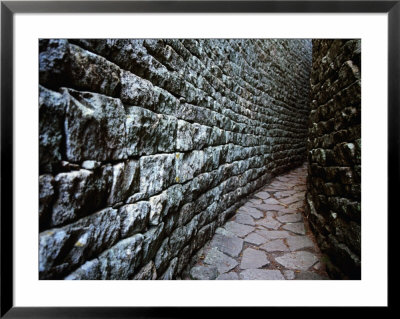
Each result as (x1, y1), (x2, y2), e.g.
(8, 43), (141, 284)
(186, 163), (330, 280)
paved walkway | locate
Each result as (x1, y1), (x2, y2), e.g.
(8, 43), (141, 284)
(186, 163), (330, 280)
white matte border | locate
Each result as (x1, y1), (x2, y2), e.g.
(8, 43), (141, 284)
(14, 13), (388, 307)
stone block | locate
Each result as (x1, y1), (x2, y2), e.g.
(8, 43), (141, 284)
(125, 106), (177, 156)
(52, 166), (112, 226)
(39, 174), (54, 229)
(39, 86), (66, 173)
(39, 39), (70, 88)
(107, 160), (140, 205)
(96, 234), (144, 279)
(68, 44), (121, 97)
(139, 154), (175, 197)
(63, 89), (127, 162)
(119, 201), (150, 238)
(120, 70), (159, 109)
(40, 207), (121, 279)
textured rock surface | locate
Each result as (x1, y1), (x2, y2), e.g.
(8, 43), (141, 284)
(190, 265), (219, 280)
(186, 164), (330, 280)
(240, 269), (285, 280)
(275, 251), (319, 270)
(39, 39), (312, 279)
(240, 248), (270, 269)
(305, 40), (361, 279)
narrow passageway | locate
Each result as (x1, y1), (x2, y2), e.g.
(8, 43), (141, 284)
(185, 163), (329, 280)
(38, 39), (360, 280)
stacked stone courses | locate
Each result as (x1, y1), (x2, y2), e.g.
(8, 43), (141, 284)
(305, 39), (361, 279)
(39, 39), (311, 280)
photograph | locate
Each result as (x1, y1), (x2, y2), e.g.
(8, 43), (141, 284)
(38, 38), (361, 281)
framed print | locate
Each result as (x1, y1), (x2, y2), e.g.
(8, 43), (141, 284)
(1, 0), (396, 317)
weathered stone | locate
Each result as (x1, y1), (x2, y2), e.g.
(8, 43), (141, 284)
(142, 223), (165, 264)
(260, 239), (289, 252)
(63, 89), (127, 162)
(276, 213), (303, 223)
(238, 206), (264, 219)
(275, 207), (298, 216)
(210, 233), (243, 258)
(81, 160), (101, 170)
(295, 271), (329, 280)
(313, 262), (321, 270)
(176, 245), (192, 276)
(186, 164), (329, 281)
(279, 194), (304, 205)
(159, 257), (178, 280)
(52, 167), (112, 226)
(240, 248), (269, 269)
(223, 221), (254, 238)
(264, 211), (277, 221)
(240, 269), (284, 280)
(274, 190), (297, 199)
(249, 198), (263, 205)
(39, 39), (70, 88)
(244, 233), (267, 246)
(286, 236), (314, 251)
(40, 207), (121, 279)
(204, 248), (238, 273)
(149, 184), (183, 226)
(282, 223), (306, 235)
(288, 201), (304, 210)
(68, 43), (121, 97)
(216, 272), (239, 280)
(256, 229), (291, 240)
(266, 182), (288, 190)
(175, 150), (205, 184)
(67, 207), (120, 259)
(39, 174), (54, 228)
(168, 217), (198, 254)
(275, 251), (318, 270)
(258, 219), (281, 230)
(133, 261), (157, 280)
(154, 237), (170, 272)
(60, 161), (80, 171)
(175, 120), (192, 151)
(176, 120), (211, 151)
(39, 228), (70, 279)
(293, 184), (307, 191)
(108, 160), (139, 205)
(120, 70), (158, 108)
(307, 39), (361, 279)
(257, 203), (286, 212)
(64, 259), (101, 280)
(125, 106), (177, 156)
(193, 222), (216, 252)
(190, 265), (219, 280)
(94, 234), (144, 279)
(215, 227), (236, 238)
(119, 201), (150, 238)
(38, 39), (314, 280)
(254, 191), (270, 200)
(263, 198), (281, 205)
(140, 154), (175, 197)
(234, 213), (255, 226)
(39, 86), (66, 173)
(283, 270), (295, 280)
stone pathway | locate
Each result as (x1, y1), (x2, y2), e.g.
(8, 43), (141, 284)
(185, 163), (330, 280)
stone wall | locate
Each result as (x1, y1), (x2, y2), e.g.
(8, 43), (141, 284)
(39, 39), (312, 280)
(305, 39), (361, 279)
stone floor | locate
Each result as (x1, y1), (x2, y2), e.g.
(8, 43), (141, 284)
(185, 163), (330, 280)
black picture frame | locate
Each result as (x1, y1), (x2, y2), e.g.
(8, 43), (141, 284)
(1, 0), (395, 317)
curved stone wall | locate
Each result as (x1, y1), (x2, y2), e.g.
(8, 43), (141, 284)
(39, 39), (312, 279)
(305, 39), (361, 279)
